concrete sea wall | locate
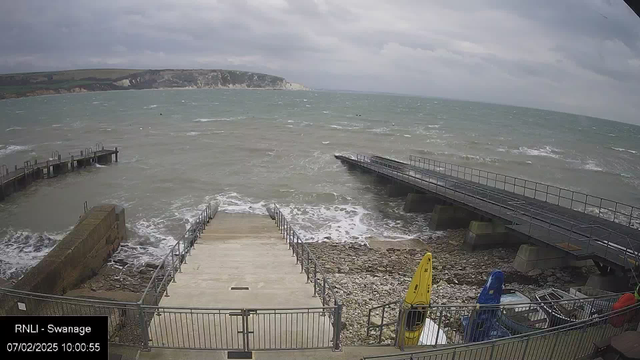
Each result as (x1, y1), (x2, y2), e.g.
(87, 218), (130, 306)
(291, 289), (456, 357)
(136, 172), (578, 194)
(11, 204), (126, 295)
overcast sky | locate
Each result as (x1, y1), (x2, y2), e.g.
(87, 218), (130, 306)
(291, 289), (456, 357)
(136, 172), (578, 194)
(1, 0), (639, 123)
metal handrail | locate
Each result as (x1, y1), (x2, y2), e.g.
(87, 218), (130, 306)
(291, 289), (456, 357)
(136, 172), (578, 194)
(409, 155), (640, 228)
(366, 291), (625, 346)
(272, 204), (343, 350)
(364, 301), (640, 359)
(139, 202), (217, 305)
(272, 204), (339, 305)
(352, 154), (640, 276)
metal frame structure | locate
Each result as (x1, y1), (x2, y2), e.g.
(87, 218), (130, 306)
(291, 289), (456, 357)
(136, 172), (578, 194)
(408, 155), (640, 229)
(344, 154), (640, 275)
(273, 204), (343, 350)
(363, 302), (640, 360)
(140, 203), (217, 306)
(367, 293), (623, 349)
(0, 202), (343, 352)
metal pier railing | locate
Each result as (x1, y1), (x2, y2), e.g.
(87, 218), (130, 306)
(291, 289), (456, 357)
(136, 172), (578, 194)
(340, 154), (640, 275)
(363, 302), (640, 360)
(0, 202), (343, 352)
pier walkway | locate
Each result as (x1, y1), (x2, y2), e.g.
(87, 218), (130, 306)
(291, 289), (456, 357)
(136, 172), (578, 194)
(335, 154), (640, 274)
(0, 144), (118, 201)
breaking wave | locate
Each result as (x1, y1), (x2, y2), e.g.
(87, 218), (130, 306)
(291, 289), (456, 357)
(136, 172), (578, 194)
(0, 145), (32, 157)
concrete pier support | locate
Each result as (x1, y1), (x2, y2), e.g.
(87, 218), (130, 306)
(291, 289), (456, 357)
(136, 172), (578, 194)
(463, 221), (509, 251)
(97, 154), (113, 165)
(387, 183), (412, 198)
(76, 158), (89, 168)
(428, 205), (479, 231)
(403, 193), (442, 213)
(513, 244), (592, 272)
(52, 163), (68, 176)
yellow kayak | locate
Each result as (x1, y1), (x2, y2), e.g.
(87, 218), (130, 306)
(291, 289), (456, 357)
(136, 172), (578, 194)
(402, 252), (433, 346)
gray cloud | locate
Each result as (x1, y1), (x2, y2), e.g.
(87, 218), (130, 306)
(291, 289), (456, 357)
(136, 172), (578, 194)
(1, 0), (639, 124)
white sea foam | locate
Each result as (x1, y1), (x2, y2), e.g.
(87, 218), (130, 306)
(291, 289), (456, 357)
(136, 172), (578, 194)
(427, 125), (440, 128)
(144, 104), (158, 109)
(611, 147), (637, 154)
(322, 141), (330, 144)
(0, 229), (68, 280)
(322, 111), (329, 114)
(214, 192), (268, 215)
(580, 160), (603, 171)
(278, 203), (432, 243)
(280, 205), (372, 242)
(109, 198), (217, 269)
(511, 146), (562, 158)
(186, 132), (201, 136)
(0, 145), (31, 157)
(5, 126), (24, 131)
(331, 124), (361, 130)
(193, 117), (246, 122)
(52, 124), (62, 127)
(368, 127), (390, 133)
(404, 135), (412, 138)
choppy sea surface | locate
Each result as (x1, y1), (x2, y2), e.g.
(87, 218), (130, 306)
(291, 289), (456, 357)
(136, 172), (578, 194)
(1, 89), (639, 280)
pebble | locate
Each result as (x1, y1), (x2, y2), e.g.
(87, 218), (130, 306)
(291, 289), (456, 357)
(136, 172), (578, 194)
(306, 228), (598, 346)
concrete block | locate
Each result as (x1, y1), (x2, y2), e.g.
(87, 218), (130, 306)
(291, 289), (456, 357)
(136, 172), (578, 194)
(428, 205), (479, 231)
(11, 204), (127, 297)
(97, 154), (113, 165)
(403, 193), (440, 212)
(464, 221), (509, 251)
(469, 221), (493, 234)
(513, 244), (577, 272)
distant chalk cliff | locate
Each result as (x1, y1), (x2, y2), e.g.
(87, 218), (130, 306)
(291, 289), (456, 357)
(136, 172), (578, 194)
(0, 69), (308, 99)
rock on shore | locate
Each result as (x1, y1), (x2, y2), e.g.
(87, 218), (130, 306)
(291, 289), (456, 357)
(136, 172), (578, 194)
(306, 229), (597, 346)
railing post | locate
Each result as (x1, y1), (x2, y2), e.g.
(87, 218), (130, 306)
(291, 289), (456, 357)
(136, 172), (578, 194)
(138, 304), (150, 351)
(322, 278), (326, 306)
(299, 240), (304, 272)
(435, 308), (443, 347)
(313, 264), (317, 297)
(396, 307), (406, 351)
(306, 249), (310, 282)
(171, 249), (176, 283)
(177, 241), (182, 273)
(333, 302), (342, 351)
(378, 305), (386, 344)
